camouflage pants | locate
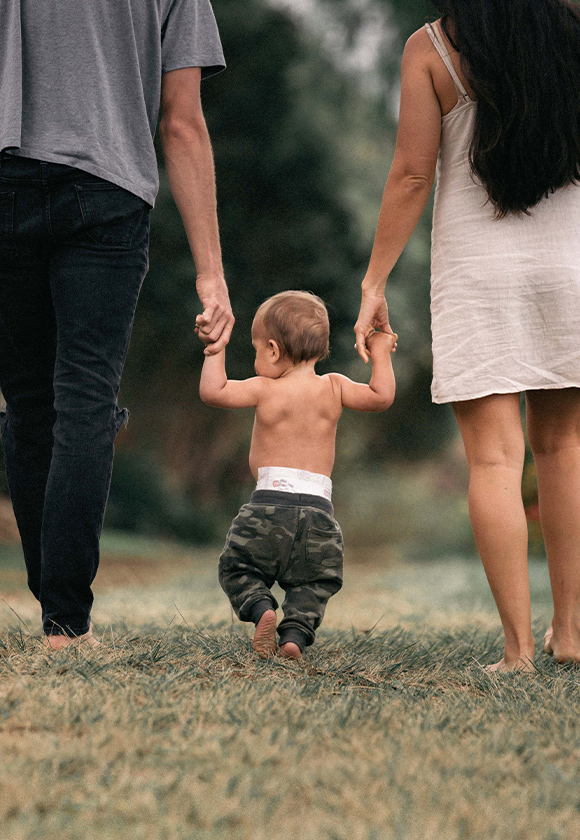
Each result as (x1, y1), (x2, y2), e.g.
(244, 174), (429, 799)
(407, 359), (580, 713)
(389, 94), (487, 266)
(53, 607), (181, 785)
(218, 490), (344, 647)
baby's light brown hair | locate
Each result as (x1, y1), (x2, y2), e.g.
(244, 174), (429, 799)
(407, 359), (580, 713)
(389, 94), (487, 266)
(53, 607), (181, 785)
(254, 291), (330, 364)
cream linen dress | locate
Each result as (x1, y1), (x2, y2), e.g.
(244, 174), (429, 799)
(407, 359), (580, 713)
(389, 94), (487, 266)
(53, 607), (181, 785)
(427, 21), (580, 404)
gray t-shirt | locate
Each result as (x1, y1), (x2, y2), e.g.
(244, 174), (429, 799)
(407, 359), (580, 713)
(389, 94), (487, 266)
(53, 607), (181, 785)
(0, 0), (225, 205)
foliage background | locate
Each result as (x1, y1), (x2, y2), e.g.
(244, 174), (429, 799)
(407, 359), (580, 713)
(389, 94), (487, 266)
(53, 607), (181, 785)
(103, 0), (480, 550)
(0, 0), (537, 553)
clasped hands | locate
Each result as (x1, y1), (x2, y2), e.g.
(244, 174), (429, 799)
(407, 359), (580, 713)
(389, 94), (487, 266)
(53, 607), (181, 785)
(194, 281), (395, 362)
(354, 290), (397, 362)
(194, 273), (235, 355)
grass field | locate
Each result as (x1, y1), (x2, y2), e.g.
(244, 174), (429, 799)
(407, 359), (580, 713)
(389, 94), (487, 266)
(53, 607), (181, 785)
(1, 534), (579, 840)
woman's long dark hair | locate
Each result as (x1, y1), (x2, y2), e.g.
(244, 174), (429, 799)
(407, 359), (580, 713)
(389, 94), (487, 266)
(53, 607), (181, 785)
(432, 0), (580, 216)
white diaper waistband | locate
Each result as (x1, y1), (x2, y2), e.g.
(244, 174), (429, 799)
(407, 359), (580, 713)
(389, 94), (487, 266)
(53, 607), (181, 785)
(256, 467), (332, 500)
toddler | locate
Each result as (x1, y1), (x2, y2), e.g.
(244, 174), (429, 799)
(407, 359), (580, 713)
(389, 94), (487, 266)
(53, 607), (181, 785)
(199, 291), (396, 659)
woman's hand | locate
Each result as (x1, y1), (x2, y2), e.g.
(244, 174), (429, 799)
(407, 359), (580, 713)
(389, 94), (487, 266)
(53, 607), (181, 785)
(354, 291), (394, 363)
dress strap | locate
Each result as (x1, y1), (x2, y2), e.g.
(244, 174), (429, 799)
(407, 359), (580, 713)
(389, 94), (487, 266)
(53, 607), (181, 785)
(425, 21), (471, 102)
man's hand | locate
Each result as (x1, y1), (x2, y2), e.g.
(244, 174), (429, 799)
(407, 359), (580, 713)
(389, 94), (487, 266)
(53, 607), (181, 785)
(195, 273), (234, 354)
(354, 291), (395, 363)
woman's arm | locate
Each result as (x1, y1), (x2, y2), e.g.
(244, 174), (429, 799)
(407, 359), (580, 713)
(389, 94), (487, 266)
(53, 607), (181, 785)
(355, 28), (442, 362)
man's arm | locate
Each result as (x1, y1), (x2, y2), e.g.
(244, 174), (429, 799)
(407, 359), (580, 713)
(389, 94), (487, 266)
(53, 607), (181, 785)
(160, 67), (234, 354)
(330, 332), (397, 412)
(200, 348), (265, 408)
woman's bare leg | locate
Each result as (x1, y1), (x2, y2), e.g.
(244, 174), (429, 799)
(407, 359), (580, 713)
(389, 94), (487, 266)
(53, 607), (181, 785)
(527, 388), (580, 663)
(453, 394), (534, 670)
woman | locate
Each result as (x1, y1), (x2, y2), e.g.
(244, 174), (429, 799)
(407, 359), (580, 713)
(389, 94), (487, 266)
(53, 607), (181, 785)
(355, 0), (580, 670)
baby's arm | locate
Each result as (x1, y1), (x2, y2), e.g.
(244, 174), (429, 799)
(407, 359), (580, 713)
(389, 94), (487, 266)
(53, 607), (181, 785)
(200, 348), (265, 408)
(330, 331), (396, 412)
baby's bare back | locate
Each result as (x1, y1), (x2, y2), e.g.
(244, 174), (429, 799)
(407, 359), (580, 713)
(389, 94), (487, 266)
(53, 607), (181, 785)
(249, 373), (342, 478)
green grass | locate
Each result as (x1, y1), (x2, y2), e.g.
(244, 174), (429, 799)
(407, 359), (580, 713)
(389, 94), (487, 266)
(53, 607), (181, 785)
(1, 535), (579, 840)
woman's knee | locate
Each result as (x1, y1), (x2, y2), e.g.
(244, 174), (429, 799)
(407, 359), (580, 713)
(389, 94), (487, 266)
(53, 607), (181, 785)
(453, 393), (525, 469)
(526, 389), (580, 456)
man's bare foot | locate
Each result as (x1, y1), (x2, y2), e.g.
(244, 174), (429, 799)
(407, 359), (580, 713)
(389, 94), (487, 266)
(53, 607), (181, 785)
(279, 642), (301, 660)
(44, 623), (100, 650)
(485, 656), (535, 674)
(253, 610), (277, 657)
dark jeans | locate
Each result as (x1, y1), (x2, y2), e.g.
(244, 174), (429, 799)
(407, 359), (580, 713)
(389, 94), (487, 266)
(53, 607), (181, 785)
(0, 154), (150, 635)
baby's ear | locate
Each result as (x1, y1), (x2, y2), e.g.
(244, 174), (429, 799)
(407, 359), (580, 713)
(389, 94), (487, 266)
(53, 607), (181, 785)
(268, 339), (282, 362)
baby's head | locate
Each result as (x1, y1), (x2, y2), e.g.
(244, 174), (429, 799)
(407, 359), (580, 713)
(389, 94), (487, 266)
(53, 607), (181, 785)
(252, 291), (330, 371)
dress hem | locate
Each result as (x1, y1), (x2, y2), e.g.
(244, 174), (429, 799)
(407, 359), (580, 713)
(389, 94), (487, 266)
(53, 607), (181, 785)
(432, 381), (580, 404)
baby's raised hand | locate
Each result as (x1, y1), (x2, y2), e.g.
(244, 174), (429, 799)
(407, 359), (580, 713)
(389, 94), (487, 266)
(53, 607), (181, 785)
(195, 313), (212, 348)
(366, 330), (398, 354)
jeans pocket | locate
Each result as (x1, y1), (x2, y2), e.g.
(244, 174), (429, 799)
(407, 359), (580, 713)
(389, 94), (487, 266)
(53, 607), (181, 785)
(0, 189), (18, 259)
(75, 182), (148, 249)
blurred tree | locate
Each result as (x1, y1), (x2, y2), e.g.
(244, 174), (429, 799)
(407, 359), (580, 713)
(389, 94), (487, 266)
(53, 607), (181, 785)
(114, 0), (455, 533)
(121, 0), (365, 514)
(293, 0), (454, 463)
(389, 0), (434, 41)
(0, 0), (481, 544)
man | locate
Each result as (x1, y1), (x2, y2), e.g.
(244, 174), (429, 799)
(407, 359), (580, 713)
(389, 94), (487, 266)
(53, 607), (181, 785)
(0, 0), (233, 647)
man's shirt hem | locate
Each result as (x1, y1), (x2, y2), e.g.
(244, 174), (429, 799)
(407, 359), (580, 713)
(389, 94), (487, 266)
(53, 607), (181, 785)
(1, 145), (156, 206)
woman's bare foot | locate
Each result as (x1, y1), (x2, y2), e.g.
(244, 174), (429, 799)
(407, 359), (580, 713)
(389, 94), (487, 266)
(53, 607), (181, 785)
(543, 626), (580, 663)
(485, 656), (535, 673)
(252, 609), (277, 657)
(279, 642), (301, 660)
(44, 623), (100, 650)
(485, 642), (535, 672)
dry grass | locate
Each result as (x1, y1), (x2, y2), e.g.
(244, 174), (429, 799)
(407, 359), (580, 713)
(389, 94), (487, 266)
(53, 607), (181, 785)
(1, 535), (579, 840)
